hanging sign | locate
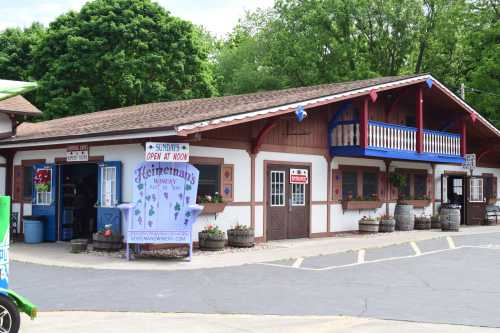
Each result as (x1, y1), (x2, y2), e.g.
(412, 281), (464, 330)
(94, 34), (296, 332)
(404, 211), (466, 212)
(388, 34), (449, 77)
(127, 162), (200, 245)
(145, 142), (189, 162)
(66, 145), (89, 162)
(463, 154), (476, 171)
(290, 168), (309, 184)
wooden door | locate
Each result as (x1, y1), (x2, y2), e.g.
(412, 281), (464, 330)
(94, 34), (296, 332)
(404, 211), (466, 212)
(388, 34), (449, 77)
(466, 176), (486, 225)
(288, 170), (309, 239)
(266, 165), (309, 240)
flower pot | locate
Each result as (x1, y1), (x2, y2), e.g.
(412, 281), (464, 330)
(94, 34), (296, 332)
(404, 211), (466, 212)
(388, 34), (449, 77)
(379, 218), (396, 233)
(201, 203), (227, 215)
(70, 239), (88, 253)
(414, 216), (431, 230)
(92, 233), (123, 251)
(358, 218), (379, 233)
(198, 231), (225, 251)
(431, 215), (440, 229)
(227, 228), (255, 248)
(440, 207), (460, 232)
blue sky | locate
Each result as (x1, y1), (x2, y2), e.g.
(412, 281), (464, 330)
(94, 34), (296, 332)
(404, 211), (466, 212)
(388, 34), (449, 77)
(0, 0), (274, 36)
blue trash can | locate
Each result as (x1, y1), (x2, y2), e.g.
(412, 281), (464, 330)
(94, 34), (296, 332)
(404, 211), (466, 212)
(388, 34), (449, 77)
(23, 216), (44, 244)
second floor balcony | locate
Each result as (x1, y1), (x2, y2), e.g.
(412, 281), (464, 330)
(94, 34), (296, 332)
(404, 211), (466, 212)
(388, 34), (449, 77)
(330, 120), (464, 164)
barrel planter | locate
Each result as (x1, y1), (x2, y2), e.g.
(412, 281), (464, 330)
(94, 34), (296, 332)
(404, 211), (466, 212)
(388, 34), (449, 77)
(358, 218), (379, 233)
(379, 218), (396, 233)
(198, 231), (225, 251)
(227, 228), (255, 248)
(431, 215), (441, 229)
(70, 239), (88, 253)
(394, 204), (415, 231)
(440, 206), (461, 232)
(414, 216), (431, 230)
(92, 233), (123, 251)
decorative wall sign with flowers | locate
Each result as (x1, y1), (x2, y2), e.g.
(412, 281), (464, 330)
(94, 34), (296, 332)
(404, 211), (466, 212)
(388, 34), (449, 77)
(34, 168), (51, 192)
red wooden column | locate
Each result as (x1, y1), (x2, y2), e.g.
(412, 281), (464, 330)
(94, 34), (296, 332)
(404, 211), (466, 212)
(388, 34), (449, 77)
(460, 118), (467, 156)
(360, 97), (369, 148)
(416, 86), (424, 153)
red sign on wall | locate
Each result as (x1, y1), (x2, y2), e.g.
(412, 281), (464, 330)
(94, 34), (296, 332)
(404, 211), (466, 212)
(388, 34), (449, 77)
(290, 169), (309, 184)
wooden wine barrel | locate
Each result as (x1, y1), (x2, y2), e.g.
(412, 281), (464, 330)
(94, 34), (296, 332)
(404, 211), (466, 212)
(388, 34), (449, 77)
(379, 218), (396, 233)
(414, 217), (431, 230)
(70, 239), (88, 253)
(440, 206), (460, 232)
(394, 204), (414, 231)
(92, 233), (123, 251)
(359, 218), (379, 233)
(227, 229), (255, 247)
(431, 215), (441, 229)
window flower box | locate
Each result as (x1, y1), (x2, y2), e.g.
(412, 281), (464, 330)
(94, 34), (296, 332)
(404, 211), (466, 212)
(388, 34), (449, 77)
(401, 199), (430, 208)
(342, 200), (382, 210)
(201, 203), (227, 215)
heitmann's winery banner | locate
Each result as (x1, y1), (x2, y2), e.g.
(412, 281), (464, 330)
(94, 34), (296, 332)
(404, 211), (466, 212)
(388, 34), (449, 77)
(128, 162), (199, 244)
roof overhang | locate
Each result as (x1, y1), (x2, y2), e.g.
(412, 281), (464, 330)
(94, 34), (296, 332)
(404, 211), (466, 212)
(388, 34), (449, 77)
(175, 74), (500, 138)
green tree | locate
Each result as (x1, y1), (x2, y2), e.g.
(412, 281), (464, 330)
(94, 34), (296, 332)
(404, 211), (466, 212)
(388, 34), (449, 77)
(0, 23), (45, 81)
(30, 0), (216, 119)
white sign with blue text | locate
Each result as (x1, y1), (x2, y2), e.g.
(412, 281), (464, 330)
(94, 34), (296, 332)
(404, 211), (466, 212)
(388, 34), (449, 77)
(128, 162), (201, 250)
(145, 142), (189, 162)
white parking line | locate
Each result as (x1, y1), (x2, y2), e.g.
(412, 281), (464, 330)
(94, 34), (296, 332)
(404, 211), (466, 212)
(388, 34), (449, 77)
(410, 241), (421, 256)
(357, 249), (365, 263)
(447, 236), (456, 249)
(292, 257), (304, 268)
(258, 243), (500, 272)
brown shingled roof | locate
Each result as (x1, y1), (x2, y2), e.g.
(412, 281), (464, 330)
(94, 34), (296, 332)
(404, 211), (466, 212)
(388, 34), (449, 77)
(2, 74), (431, 143)
(0, 95), (41, 115)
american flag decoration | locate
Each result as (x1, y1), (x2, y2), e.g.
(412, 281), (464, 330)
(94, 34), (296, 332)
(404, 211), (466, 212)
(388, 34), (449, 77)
(295, 105), (307, 122)
(369, 89), (378, 102)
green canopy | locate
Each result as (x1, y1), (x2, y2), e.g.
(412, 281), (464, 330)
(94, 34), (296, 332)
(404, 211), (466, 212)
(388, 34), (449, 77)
(0, 79), (37, 101)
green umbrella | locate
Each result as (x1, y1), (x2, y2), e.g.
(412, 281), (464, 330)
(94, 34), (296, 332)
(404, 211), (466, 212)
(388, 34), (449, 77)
(0, 79), (37, 101)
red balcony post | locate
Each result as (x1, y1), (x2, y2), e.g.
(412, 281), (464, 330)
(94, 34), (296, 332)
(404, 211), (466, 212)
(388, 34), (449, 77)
(416, 86), (424, 153)
(460, 118), (467, 156)
(360, 97), (369, 148)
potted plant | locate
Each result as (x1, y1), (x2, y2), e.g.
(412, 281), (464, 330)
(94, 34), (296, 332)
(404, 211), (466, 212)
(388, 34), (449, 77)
(390, 173), (414, 231)
(379, 214), (396, 233)
(227, 224), (255, 248)
(358, 216), (379, 233)
(431, 214), (440, 229)
(92, 224), (123, 251)
(199, 193), (227, 214)
(198, 224), (225, 251)
(414, 213), (431, 230)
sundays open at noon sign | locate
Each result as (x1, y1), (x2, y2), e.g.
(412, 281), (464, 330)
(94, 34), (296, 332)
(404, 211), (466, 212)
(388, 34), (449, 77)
(145, 142), (190, 162)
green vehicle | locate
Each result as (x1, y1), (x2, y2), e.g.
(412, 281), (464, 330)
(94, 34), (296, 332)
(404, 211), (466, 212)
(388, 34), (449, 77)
(0, 80), (38, 332)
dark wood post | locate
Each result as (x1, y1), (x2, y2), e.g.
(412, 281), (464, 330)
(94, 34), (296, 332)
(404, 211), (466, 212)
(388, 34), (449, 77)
(416, 85), (424, 153)
(460, 119), (467, 156)
(385, 159), (391, 216)
(360, 97), (369, 148)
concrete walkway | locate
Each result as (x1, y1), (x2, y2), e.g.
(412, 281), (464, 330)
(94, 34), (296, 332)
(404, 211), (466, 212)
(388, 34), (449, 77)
(20, 312), (500, 333)
(11, 225), (500, 271)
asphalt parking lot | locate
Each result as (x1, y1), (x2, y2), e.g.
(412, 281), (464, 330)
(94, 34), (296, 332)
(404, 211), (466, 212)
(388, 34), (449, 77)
(11, 232), (500, 328)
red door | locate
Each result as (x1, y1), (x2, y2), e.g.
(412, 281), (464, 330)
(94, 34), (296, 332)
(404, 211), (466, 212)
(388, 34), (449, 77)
(266, 166), (309, 240)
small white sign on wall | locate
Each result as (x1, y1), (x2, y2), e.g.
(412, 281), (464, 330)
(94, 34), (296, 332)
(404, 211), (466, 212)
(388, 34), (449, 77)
(463, 154), (476, 171)
(145, 142), (189, 162)
(66, 145), (89, 162)
(290, 168), (309, 184)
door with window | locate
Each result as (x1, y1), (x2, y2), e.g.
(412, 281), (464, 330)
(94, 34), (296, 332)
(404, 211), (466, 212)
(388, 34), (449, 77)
(266, 165), (309, 240)
(97, 161), (122, 234)
(466, 176), (486, 225)
(32, 163), (58, 241)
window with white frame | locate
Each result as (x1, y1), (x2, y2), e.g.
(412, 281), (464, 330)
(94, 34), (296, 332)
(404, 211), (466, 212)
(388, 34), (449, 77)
(34, 168), (52, 205)
(469, 178), (484, 202)
(102, 166), (116, 207)
(270, 171), (285, 206)
(291, 183), (305, 206)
